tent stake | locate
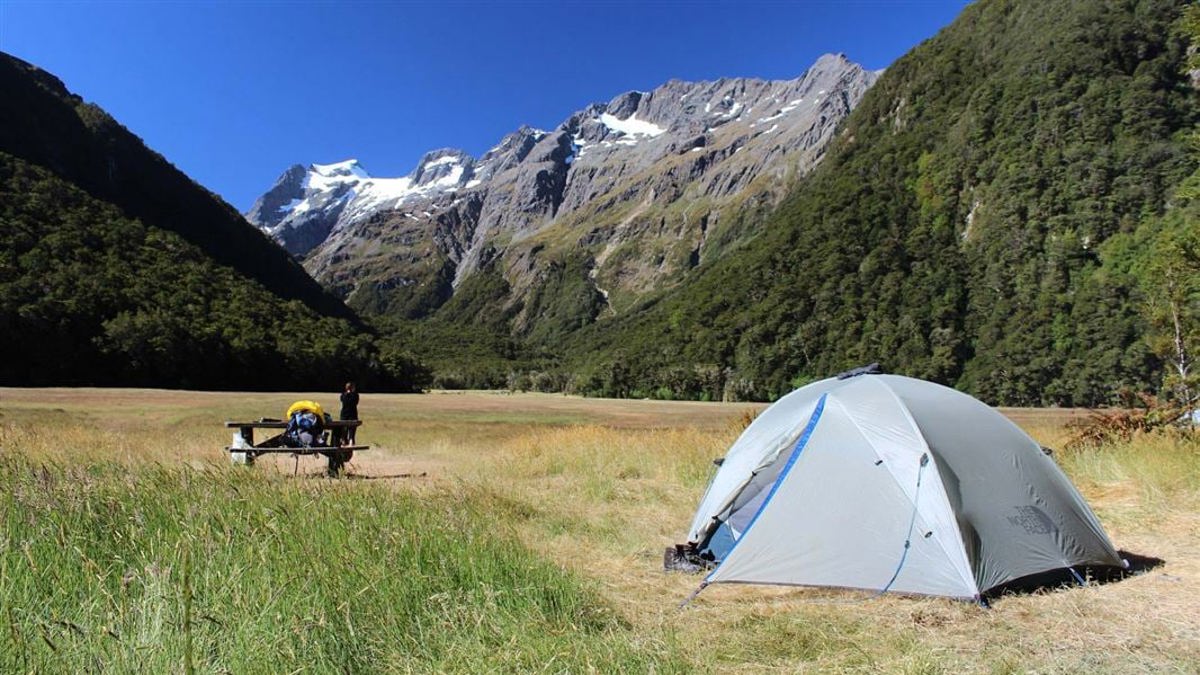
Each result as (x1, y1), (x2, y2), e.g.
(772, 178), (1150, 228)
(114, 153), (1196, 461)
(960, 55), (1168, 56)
(679, 581), (709, 610)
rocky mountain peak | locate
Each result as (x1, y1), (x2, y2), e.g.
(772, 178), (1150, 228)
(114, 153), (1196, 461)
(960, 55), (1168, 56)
(605, 90), (646, 119)
(412, 149), (474, 188)
(249, 53), (880, 326)
(245, 163), (309, 229)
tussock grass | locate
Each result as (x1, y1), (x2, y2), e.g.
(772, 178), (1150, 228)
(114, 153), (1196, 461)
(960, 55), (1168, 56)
(2, 388), (1198, 672)
(0, 457), (680, 672)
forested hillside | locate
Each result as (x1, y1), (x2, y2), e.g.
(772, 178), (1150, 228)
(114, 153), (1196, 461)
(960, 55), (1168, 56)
(555, 0), (1198, 406)
(0, 52), (352, 321)
(0, 53), (427, 391)
(0, 154), (426, 389)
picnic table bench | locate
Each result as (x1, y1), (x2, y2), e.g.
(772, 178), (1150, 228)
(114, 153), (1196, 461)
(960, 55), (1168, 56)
(224, 418), (368, 476)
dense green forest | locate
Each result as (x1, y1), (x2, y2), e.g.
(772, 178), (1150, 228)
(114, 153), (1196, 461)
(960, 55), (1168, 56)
(0, 52), (352, 321)
(520, 0), (1199, 406)
(0, 153), (427, 390)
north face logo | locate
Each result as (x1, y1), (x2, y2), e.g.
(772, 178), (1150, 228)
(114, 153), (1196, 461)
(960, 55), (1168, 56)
(1007, 506), (1055, 535)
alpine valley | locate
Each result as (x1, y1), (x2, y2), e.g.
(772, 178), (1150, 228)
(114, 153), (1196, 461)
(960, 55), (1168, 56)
(4, 0), (1198, 406)
(249, 0), (1200, 408)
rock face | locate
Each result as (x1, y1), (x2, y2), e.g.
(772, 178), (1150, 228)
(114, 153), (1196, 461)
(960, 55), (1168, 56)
(247, 53), (879, 332)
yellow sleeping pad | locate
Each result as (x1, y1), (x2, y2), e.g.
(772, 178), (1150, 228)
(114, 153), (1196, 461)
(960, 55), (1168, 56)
(286, 400), (324, 418)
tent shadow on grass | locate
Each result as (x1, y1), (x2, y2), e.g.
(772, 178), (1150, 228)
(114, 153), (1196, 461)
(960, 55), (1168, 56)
(984, 550), (1164, 601)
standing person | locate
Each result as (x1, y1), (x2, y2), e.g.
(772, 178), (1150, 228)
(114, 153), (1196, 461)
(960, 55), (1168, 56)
(339, 381), (360, 446)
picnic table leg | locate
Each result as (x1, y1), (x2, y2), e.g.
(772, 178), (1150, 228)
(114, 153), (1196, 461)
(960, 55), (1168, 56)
(232, 426), (256, 466)
(326, 448), (353, 477)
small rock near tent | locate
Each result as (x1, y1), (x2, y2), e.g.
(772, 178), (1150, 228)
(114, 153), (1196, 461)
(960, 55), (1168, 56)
(680, 373), (1124, 601)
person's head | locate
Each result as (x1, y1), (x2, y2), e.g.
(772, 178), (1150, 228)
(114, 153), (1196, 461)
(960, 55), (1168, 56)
(345, 381), (355, 392)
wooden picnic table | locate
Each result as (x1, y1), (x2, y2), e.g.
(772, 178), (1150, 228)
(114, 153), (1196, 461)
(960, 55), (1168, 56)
(224, 418), (367, 476)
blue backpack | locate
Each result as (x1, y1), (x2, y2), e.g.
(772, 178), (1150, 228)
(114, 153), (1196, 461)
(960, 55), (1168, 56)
(285, 411), (324, 447)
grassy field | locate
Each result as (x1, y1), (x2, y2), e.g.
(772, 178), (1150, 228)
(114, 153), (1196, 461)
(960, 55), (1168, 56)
(1, 388), (1198, 673)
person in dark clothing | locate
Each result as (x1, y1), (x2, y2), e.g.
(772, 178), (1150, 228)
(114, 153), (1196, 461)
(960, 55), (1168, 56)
(339, 381), (359, 445)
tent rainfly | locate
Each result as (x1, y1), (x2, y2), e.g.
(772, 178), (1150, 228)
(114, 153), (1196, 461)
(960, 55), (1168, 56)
(681, 373), (1125, 602)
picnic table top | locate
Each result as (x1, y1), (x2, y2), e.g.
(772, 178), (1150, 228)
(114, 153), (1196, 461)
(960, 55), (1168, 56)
(225, 419), (361, 429)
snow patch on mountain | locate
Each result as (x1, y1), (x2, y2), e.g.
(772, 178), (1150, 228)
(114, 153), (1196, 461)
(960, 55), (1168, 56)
(311, 159), (368, 179)
(352, 176), (415, 212)
(599, 113), (666, 138)
(425, 156), (460, 168)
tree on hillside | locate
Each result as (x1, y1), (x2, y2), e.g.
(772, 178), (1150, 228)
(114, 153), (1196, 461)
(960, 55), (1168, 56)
(1140, 219), (1199, 407)
(1144, 4), (1200, 409)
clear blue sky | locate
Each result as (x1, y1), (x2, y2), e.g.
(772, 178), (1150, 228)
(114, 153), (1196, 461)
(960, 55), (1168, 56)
(1, 1), (970, 211)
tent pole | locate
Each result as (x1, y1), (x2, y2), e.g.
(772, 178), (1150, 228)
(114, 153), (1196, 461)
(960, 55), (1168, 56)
(1068, 567), (1088, 587)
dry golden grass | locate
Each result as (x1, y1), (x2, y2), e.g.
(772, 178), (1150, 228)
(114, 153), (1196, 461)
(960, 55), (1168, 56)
(2, 387), (1198, 672)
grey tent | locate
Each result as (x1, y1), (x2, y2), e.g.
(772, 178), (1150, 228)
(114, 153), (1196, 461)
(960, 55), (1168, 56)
(684, 374), (1123, 601)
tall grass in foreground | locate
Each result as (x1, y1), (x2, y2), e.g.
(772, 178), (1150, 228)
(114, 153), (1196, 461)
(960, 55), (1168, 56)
(3, 389), (1198, 673)
(0, 453), (681, 673)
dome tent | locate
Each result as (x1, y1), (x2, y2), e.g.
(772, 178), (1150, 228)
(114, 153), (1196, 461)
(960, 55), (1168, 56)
(682, 373), (1124, 601)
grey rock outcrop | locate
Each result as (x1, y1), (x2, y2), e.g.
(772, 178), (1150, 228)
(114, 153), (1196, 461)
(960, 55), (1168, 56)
(245, 163), (306, 229)
(247, 53), (880, 332)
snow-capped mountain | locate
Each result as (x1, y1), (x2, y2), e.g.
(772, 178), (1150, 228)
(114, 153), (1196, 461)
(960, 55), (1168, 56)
(247, 150), (476, 256)
(247, 53), (880, 332)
